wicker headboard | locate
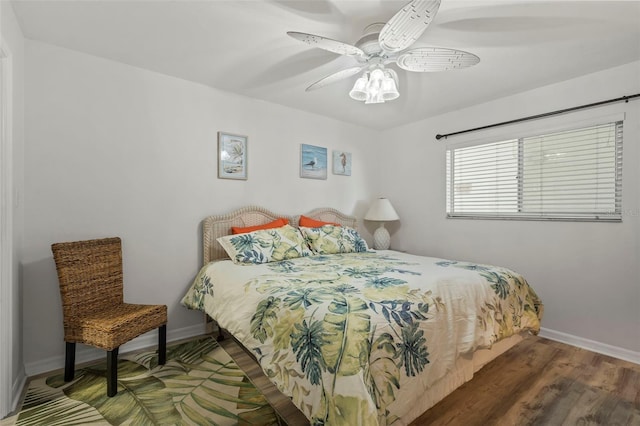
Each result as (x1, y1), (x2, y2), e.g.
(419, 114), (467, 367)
(202, 206), (357, 264)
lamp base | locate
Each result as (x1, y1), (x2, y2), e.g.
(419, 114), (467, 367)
(372, 224), (391, 250)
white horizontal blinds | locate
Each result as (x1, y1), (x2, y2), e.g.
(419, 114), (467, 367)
(520, 122), (621, 219)
(446, 121), (623, 221)
(447, 140), (519, 215)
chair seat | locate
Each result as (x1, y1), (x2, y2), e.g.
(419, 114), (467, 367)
(68, 303), (167, 351)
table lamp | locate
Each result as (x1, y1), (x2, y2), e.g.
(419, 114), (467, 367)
(364, 198), (399, 250)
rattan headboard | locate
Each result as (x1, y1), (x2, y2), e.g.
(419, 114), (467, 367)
(202, 206), (357, 264)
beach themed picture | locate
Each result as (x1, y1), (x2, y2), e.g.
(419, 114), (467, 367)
(332, 150), (352, 176)
(218, 132), (247, 180)
(300, 144), (327, 180)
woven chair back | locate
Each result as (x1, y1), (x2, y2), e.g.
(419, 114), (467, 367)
(52, 237), (124, 340)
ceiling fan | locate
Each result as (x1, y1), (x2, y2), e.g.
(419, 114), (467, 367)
(288, 0), (479, 104)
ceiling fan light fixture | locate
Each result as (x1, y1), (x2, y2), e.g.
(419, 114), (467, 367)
(290, 0), (480, 105)
(350, 66), (399, 104)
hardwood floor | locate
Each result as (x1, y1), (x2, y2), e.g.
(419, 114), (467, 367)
(413, 336), (640, 425)
(220, 335), (640, 426)
(218, 337), (309, 425)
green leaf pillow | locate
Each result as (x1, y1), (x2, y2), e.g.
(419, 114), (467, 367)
(218, 224), (313, 264)
(300, 225), (369, 254)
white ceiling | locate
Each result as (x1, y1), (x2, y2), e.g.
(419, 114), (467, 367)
(11, 0), (640, 130)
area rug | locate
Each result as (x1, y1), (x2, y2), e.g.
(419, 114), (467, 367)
(11, 337), (284, 425)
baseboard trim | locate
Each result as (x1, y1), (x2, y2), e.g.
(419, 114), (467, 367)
(10, 370), (26, 415)
(25, 323), (205, 377)
(539, 327), (640, 365)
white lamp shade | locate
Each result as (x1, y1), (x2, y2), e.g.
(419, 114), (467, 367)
(365, 198), (400, 221)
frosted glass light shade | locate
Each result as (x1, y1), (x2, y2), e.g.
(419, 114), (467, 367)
(369, 68), (385, 83)
(349, 76), (368, 101)
(365, 91), (384, 104)
(364, 69), (383, 104)
(381, 77), (399, 101)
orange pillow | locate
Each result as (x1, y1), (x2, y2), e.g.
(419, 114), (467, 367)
(231, 218), (289, 234)
(298, 215), (340, 228)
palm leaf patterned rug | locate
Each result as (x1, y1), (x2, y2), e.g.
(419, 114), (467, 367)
(9, 337), (284, 425)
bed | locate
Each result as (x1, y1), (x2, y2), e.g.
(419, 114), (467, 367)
(182, 206), (543, 425)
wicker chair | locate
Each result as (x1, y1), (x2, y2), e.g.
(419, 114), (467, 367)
(51, 237), (167, 397)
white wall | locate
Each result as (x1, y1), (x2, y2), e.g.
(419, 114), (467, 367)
(1, 0), (25, 417)
(19, 31), (639, 381)
(22, 40), (379, 374)
(378, 61), (640, 356)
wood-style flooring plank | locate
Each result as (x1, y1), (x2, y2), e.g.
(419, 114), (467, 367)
(218, 336), (310, 425)
(412, 336), (640, 426)
(219, 334), (640, 426)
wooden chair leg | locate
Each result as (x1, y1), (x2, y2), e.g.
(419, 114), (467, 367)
(107, 347), (119, 397)
(158, 324), (167, 365)
(64, 342), (76, 382)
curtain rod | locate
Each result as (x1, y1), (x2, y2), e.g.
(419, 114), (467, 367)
(435, 93), (640, 141)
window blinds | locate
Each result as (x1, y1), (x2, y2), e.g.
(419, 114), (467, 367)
(446, 121), (623, 221)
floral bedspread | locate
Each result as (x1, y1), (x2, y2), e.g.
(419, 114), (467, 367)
(181, 251), (543, 425)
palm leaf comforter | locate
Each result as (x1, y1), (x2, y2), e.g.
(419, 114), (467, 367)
(182, 251), (543, 425)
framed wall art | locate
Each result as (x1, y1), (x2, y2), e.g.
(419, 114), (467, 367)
(332, 150), (352, 176)
(300, 144), (327, 180)
(218, 132), (247, 180)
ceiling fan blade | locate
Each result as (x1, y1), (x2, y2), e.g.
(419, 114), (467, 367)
(288, 31), (365, 57)
(395, 47), (480, 72)
(379, 0), (441, 53)
(305, 66), (364, 92)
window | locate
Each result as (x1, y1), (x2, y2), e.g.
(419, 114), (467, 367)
(446, 121), (623, 221)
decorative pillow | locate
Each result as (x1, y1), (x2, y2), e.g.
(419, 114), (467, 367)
(298, 215), (340, 228)
(231, 218), (289, 235)
(218, 224), (313, 264)
(300, 225), (369, 254)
